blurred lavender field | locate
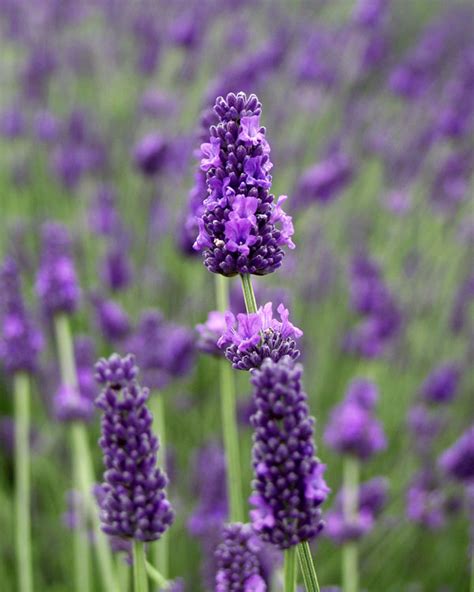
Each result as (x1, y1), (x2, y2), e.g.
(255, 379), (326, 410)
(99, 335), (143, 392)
(1, 1), (473, 591)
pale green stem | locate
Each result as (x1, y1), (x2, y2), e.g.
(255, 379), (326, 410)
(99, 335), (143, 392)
(297, 541), (321, 592)
(215, 275), (244, 522)
(14, 372), (33, 592)
(240, 274), (258, 314)
(150, 396), (169, 579)
(284, 547), (297, 592)
(116, 558), (130, 592)
(133, 541), (149, 592)
(145, 561), (170, 589)
(342, 457), (360, 592)
(54, 314), (117, 591)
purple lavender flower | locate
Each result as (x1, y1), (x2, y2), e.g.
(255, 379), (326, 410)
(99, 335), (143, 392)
(406, 470), (446, 530)
(0, 257), (42, 374)
(215, 523), (267, 592)
(196, 311), (227, 356)
(133, 133), (167, 176)
(439, 426), (474, 483)
(34, 110), (60, 143)
(54, 384), (94, 423)
(127, 310), (195, 389)
(250, 357), (329, 549)
(100, 245), (133, 293)
(88, 185), (120, 237)
(407, 405), (445, 456)
(324, 378), (386, 460)
(420, 363), (461, 404)
(0, 106), (26, 139)
(217, 302), (303, 371)
(193, 92), (294, 276)
(36, 223), (80, 315)
(326, 477), (389, 544)
(295, 151), (353, 207)
(92, 296), (131, 343)
(95, 353), (174, 541)
(188, 441), (228, 587)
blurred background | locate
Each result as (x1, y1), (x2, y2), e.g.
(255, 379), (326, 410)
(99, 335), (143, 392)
(0, 0), (473, 590)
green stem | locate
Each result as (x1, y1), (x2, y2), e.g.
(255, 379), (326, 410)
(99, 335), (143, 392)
(297, 541), (321, 592)
(14, 372), (33, 592)
(133, 541), (149, 592)
(284, 546), (297, 592)
(54, 314), (117, 591)
(145, 561), (170, 589)
(116, 558), (130, 592)
(151, 396), (169, 578)
(240, 273), (258, 314)
(342, 457), (360, 592)
(69, 427), (91, 592)
(215, 275), (244, 523)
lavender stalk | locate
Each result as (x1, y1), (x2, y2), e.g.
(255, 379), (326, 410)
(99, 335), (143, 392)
(14, 373), (33, 592)
(284, 546), (297, 592)
(215, 275), (244, 522)
(297, 542), (321, 592)
(54, 315), (91, 592)
(133, 541), (148, 592)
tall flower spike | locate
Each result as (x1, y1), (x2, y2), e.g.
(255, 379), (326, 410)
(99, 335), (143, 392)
(36, 222), (80, 315)
(217, 302), (303, 371)
(193, 91), (295, 276)
(324, 378), (386, 460)
(215, 523), (267, 592)
(0, 257), (42, 374)
(249, 357), (329, 549)
(438, 426), (474, 483)
(95, 353), (174, 541)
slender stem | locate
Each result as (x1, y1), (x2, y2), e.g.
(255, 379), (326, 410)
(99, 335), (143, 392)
(151, 396), (169, 578)
(240, 273), (258, 314)
(284, 547), (297, 592)
(14, 372), (33, 592)
(145, 561), (170, 589)
(342, 457), (360, 592)
(69, 428), (91, 592)
(133, 541), (149, 592)
(116, 557), (130, 592)
(54, 314), (117, 591)
(297, 541), (321, 592)
(214, 275), (244, 522)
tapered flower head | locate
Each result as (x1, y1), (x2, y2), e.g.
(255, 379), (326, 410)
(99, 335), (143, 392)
(324, 378), (386, 460)
(420, 362), (461, 404)
(215, 523), (267, 592)
(193, 92), (294, 276)
(0, 257), (43, 374)
(36, 222), (80, 315)
(250, 357), (329, 549)
(95, 353), (174, 541)
(218, 302), (303, 371)
(439, 426), (474, 483)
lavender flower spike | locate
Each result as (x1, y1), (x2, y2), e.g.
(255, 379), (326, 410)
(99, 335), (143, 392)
(194, 92), (295, 276)
(439, 426), (474, 484)
(215, 523), (267, 591)
(218, 302), (303, 371)
(0, 257), (42, 374)
(95, 353), (174, 541)
(250, 357), (329, 549)
(36, 222), (80, 315)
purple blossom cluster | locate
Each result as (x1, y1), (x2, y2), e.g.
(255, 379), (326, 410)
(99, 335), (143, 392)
(344, 254), (402, 358)
(36, 222), (80, 316)
(217, 302), (303, 371)
(439, 426), (474, 484)
(193, 92), (295, 276)
(326, 477), (389, 544)
(249, 357), (329, 549)
(126, 310), (195, 390)
(95, 353), (174, 541)
(215, 523), (266, 592)
(324, 378), (386, 460)
(0, 257), (42, 374)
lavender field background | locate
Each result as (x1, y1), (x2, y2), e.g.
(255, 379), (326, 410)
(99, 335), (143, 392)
(1, 1), (473, 591)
